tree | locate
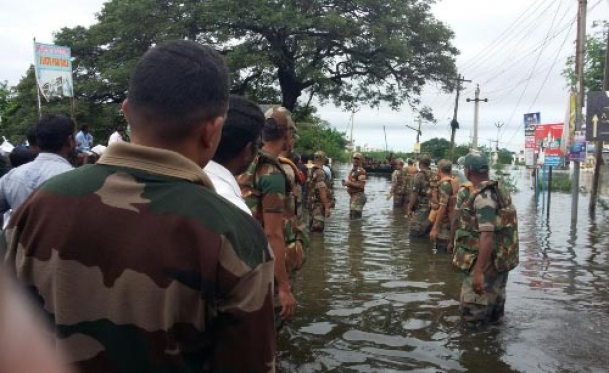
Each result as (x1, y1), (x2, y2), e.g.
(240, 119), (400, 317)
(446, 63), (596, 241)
(207, 0), (458, 113)
(563, 21), (607, 91)
(420, 137), (450, 161)
(54, 0), (457, 114)
(293, 111), (348, 162)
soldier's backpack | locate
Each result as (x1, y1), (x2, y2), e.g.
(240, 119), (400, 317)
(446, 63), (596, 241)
(240, 152), (309, 273)
(452, 180), (519, 273)
(438, 176), (460, 222)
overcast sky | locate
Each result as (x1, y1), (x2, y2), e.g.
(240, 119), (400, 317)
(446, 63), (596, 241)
(1, 0), (607, 152)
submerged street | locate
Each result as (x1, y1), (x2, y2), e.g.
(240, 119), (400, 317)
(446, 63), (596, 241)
(278, 166), (609, 373)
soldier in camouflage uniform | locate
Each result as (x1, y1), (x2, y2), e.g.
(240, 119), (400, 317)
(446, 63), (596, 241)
(451, 152), (519, 327)
(238, 106), (298, 326)
(389, 158), (407, 208)
(307, 150), (332, 232)
(342, 152), (367, 219)
(407, 155), (435, 237)
(2, 41), (276, 372)
(430, 159), (458, 253)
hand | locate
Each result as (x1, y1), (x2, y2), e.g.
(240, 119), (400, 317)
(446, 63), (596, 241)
(447, 241), (454, 254)
(472, 269), (485, 295)
(278, 287), (296, 321)
(429, 228), (437, 242)
(341, 179), (347, 187)
(324, 207), (331, 217)
(406, 209), (412, 217)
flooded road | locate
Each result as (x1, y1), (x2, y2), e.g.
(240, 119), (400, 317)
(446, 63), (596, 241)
(278, 166), (609, 373)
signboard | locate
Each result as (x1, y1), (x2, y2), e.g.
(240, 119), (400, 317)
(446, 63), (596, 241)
(413, 142), (420, 154)
(33, 42), (73, 101)
(535, 123), (564, 167)
(524, 112), (540, 167)
(569, 130), (587, 162)
(524, 112), (540, 135)
(586, 91), (609, 141)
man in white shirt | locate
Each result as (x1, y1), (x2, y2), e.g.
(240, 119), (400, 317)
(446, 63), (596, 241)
(75, 124), (93, 152)
(108, 126), (127, 145)
(0, 114), (75, 215)
(204, 95), (264, 214)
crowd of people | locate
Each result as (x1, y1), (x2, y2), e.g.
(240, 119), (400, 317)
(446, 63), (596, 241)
(0, 39), (519, 373)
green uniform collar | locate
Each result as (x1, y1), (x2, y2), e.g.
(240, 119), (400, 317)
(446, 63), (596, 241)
(98, 142), (214, 189)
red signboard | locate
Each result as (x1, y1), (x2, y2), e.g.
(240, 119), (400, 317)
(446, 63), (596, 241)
(534, 123), (564, 166)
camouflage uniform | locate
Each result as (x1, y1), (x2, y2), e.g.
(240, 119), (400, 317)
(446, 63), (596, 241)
(347, 166), (367, 218)
(435, 176), (457, 252)
(390, 167), (408, 208)
(278, 157), (309, 272)
(409, 169), (434, 237)
(452, 178), (519, 327)
(2, 142), (276, 372)
(307, 165), (329, 232)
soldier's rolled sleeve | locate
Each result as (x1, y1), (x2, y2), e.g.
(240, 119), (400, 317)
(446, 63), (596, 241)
(474, 191), (497, 232)
(438, 182), (452, 206)
(259, 172), (285, 213)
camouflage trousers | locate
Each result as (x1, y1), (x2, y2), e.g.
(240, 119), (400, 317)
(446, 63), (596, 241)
(460, 268), (509, 327)
(393, 192), (406, 208)
(409, 206), (431, 237)
(349, 192), (367, 218)
(308, 202), (326, 232)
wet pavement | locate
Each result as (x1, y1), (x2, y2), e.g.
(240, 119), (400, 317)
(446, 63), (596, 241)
(277, 165), (609, 373)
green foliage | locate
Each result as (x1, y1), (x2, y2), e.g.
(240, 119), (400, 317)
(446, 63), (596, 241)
(563, 21), (607, 91)
(293, 110), (349, 162)
(420, 137), (451, 160)
(549, 173), (572, 193)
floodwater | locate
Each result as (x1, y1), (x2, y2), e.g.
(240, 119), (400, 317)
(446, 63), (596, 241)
(278, 165), (609, 373)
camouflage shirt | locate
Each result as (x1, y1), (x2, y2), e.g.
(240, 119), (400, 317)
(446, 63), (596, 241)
(347, 167), (366, 195)
(411, 169), (433, 210)
(308, 165), (327, 204)
(390, 168), (406, 194)
(238, 150), (287, 225)
(3, 142), (276, 373)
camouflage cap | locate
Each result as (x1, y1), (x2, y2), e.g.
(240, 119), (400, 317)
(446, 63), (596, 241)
(264, 107), (297, 133)
(395, 158), (404, 164)
(313, 150), (327, 160)
(462, 151), (489, 172)
(352, 152), (363, 160)
(407, 158), (415, 165)
(437, 159), (452, 172)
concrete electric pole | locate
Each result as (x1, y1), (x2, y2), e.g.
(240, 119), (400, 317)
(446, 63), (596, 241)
(571, 0), (587, 221)
(466, 84), (488, 150)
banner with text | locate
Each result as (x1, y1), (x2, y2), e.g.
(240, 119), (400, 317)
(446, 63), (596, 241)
(534, 123), (564, 167)
(34, 42), (73, 101)
(524, 112), (540, 167)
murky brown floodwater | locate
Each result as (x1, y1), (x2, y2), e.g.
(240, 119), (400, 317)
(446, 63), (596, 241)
(278, 165), (609, 373)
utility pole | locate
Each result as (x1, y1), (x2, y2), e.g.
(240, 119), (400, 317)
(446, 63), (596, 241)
(450, 74), (471, 161)
(589, 21), (609, 214)
(571, 0), (587, 221)
(494, 121), (505, 151)
(405, 116), (423, 153)
(466, 84), (488, 150)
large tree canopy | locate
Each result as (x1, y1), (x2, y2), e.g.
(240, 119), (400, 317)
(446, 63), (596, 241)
(207, 0), (459, 112)
(55, 0), (457, 112)
(3, 0), (458, 142)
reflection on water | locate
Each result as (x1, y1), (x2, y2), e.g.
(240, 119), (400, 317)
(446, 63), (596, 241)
(278, 166), (609, 373)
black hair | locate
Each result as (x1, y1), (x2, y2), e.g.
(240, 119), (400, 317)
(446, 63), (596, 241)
(9, 148), (38, 168)
(26, 125), (38, 146)
(261, 117), (289, 142)
(127, 40), (229, 141)
(79, 124), (89, 132)
(212, 95), (264, 164)
(36, 114), (75, 153)
(301, 154), (309, 164)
